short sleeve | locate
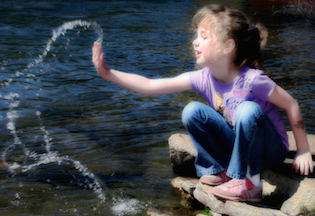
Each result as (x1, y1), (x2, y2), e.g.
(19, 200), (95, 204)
(252, 71), (276, 102)
(189, 68), (207, 93)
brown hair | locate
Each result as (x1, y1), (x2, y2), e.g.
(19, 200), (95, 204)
(192, 4), (268, 68)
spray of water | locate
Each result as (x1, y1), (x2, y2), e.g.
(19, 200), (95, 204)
(1, 20), (104, 98)
(27, 20), (103, 69)
(2, 20), (106, 205)
(2, 20), (149, 215)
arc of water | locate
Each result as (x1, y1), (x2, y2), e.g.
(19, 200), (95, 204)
(1, 20), (103, 88)
(2, 101), (106, 203)
(2, 20), (106, 204)
(3, 19), (104, 166)
(1, 93), (27, 172)
(27, 20), (103, 69)
(20, 151), (106, 203)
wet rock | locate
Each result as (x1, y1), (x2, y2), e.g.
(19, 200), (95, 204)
(147, 206), (203, 216)
(169, 133), (197, 177)
(169, 132), (315, 216)
(171, 177), (199, 201)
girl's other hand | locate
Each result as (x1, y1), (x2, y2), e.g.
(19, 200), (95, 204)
(292, 149), (314, 176)
(92, 42), (109, 78)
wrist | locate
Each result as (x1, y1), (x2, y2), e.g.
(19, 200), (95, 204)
(296, 144), (310, 151)
(296, 148), (311, 154)
(99, 67), (110, 79)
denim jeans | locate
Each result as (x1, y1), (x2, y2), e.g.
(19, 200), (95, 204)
(181, 101), (288, 179)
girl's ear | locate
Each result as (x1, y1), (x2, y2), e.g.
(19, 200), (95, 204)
(223, 39), (236, 54)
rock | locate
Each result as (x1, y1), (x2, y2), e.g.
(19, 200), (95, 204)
(172, 177), (287, 216)
(169, 132), (315, 216)
(171, 177), (199, 201)
(197, 212), (221, 216)
(147, 206), (203, 216)
(169, 133), (197, 177)
(280, 178), (315, 215)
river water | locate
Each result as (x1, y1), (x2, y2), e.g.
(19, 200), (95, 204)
(0, 0), (314, 215)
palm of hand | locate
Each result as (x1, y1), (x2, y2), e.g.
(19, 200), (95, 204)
(92, 42), (108, 77)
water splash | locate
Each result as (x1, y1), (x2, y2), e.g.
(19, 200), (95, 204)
(1, 20), (106, 205)
(2, 106), (106, 204)
(112, 198), (151, 216)
(27, 20), (103, 69)
(1, 93), (27, 172)
(1, 20), (103, 95)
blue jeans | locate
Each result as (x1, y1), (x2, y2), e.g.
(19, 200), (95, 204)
(181, 101), (288, 179)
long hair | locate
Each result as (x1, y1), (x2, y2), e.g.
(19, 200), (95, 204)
(193, 4), (268, 68)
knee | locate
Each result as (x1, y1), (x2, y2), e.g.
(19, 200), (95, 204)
(236, 101), (262, 122)
(181, 101), (202, 126)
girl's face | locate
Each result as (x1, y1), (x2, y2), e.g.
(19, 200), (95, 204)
(192, 26), (223, 67)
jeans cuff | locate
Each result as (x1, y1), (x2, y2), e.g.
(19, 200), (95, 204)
(196, 165), (226, 177)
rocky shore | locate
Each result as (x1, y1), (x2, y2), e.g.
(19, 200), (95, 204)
(148, 131), (315, 216)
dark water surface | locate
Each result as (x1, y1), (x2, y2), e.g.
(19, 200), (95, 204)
(0, 0), (314, 215)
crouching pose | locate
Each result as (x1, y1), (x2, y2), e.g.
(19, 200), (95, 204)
(93, 4), (313, 202)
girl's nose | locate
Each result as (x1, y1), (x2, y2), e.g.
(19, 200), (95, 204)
(192, 38), (199, 47)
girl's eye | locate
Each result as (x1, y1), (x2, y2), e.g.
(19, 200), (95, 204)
(201, 33), (207, 39)
(202, 35), (207, 39)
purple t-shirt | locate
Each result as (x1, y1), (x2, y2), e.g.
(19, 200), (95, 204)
(189, 66), (289, 149)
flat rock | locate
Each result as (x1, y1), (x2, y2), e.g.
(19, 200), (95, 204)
(169, 131), (315, 216)
(147, 206), (203, 216)
(172, 177), (288, 216)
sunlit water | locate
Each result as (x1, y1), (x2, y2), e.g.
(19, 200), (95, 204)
(0, 0), (314, 215)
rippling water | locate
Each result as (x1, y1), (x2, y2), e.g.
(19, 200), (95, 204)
(0, 0), (314, 215)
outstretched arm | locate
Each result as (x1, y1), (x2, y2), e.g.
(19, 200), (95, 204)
(92, 42), (193, 95)
(268, 85), (314, 175)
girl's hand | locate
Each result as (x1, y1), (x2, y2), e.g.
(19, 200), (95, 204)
(92, 42), (109, 78)
(292, 148), (314, 176)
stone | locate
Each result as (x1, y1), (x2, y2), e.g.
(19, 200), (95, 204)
(147, 206), (203, 216)
(173, 177), (288, 216)
(172, 177), (288, 216)
(171, 177), (199, 201)
(169, 133), (197, 177)
(280, 178), (315, 215)
(197, 212), (221, 216)
(169, 132), (315, 216)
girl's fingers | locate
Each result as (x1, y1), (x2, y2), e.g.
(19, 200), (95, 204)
(299, 162), (304, 175)
(292, 151), (314, 176)
(92, 43), (103, 63)
(303, 161), (308, 176)
(296, 166), (300, 174)
(292, 161), (297, 173)
(310, 161), (314, 173)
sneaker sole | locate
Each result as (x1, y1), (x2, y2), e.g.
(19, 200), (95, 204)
(212, 190), (262, 203)
(200, 179), (223, 186)
(200, 176), (231, 187)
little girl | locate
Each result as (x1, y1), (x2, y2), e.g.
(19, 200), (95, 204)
(93, 4), (313, 202)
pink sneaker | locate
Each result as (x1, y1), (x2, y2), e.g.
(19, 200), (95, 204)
(200, 169), (231, 186)
(211, 178), (262, 202)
